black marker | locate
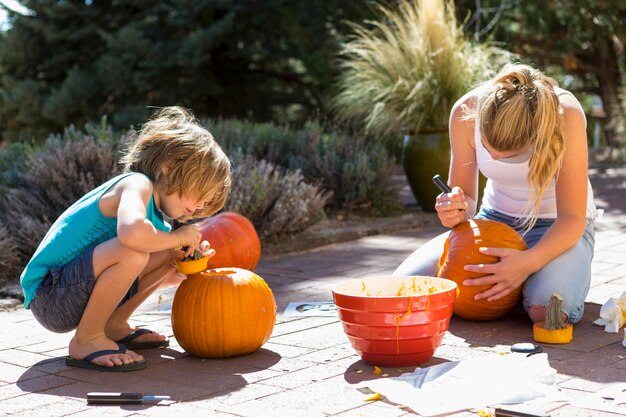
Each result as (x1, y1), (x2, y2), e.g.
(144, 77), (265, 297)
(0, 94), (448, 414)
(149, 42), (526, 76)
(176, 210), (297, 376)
(432, 174), (472, 220)
(432, 174), (453, 194)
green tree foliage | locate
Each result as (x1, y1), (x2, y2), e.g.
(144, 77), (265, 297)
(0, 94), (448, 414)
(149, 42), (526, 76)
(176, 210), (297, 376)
(0, 0), (374, 142)
(456, 0), (626, 145)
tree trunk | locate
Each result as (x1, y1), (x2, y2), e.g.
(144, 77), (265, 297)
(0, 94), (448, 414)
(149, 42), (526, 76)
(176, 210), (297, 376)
(594, 32), (626, 147)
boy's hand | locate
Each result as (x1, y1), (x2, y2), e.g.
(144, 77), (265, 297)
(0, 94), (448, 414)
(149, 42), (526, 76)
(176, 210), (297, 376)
(173, 224), (202, 257)
(198, 240), (216, 259)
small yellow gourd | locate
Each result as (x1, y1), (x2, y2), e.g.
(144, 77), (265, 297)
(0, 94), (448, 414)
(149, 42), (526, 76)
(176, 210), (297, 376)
(533, 293), (573, 344)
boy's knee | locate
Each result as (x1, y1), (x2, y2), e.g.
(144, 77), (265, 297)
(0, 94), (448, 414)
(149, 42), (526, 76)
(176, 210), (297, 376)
(123, 248), (150, 271)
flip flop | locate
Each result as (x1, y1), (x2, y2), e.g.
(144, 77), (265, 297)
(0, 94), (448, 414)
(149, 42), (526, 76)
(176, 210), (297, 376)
(65, 343), (147, 372)
(116, 328), (170, 350)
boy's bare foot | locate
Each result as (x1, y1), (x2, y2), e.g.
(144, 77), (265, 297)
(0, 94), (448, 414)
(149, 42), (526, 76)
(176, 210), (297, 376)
(105, 323), (169, 349)
(69, 335), (143, 367)
(105, 323), (168, 346)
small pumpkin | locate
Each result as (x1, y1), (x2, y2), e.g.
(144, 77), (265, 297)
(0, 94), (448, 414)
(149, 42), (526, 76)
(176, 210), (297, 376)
(533, 293), (573, 344)
(196, 212), (261, 270)
(171, 267), (276, 358)
(436, 219), (527, 321)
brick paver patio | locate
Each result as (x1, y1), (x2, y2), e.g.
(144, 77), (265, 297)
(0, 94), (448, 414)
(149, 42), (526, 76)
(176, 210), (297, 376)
(0, 167), (624, 416)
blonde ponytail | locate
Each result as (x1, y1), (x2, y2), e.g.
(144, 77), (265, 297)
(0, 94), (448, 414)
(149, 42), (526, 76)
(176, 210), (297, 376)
(473, 64), (565, 232)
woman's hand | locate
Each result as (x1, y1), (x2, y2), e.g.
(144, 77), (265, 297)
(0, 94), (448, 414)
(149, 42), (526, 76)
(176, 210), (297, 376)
(462, 247), (532, 301)
(435, 186), (469, 228)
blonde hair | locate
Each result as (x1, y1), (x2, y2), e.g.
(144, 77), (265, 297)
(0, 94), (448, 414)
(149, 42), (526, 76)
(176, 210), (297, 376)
(469, 63), (565, 232)
(120, 106), (231, 219)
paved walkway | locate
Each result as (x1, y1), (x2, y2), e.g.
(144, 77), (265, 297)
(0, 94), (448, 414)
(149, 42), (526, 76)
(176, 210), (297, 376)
(0, 167), (625, 417)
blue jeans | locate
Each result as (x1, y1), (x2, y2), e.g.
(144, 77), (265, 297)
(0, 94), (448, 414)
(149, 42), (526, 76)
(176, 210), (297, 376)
(393, 208), (595, 323)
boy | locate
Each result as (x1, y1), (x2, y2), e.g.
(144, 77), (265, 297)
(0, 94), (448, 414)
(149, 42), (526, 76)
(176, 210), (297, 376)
(20, 106), (231, 371)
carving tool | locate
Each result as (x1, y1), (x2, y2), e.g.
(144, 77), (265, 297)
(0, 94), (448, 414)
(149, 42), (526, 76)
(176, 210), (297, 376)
(87, 392), (171, 405)
(431, 174), (472, 220)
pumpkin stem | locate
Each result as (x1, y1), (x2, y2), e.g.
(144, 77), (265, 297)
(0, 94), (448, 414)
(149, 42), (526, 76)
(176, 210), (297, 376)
(544, 293), (566, 330)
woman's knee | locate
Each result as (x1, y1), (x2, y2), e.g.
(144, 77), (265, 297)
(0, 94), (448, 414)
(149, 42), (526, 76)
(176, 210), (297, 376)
(528, 304), (545, 323)
(394, 232), (448, 277)
(528, 304), (580, 323)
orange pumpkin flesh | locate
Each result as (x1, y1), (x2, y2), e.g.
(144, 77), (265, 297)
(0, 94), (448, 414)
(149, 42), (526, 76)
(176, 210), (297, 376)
(436, 219), (527, 321)
(197, 212), (261, 270)
(171, 268), (276, 358)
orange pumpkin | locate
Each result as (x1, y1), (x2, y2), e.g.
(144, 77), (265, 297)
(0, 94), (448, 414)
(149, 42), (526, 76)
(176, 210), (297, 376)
(171, 268), (276, 358)
(197, 212), (261, 270)
(436, 219), (527, 321)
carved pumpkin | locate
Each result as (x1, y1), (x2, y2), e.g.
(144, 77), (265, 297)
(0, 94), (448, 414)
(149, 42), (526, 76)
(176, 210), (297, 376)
(197, 212), (261, 270)
(436, 219), (527, 321)
(171, 268), (276, 358)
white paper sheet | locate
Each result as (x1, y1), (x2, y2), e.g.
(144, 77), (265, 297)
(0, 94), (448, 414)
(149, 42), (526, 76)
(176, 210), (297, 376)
(572, 383), (626, 415)
(359, 353), (564, 416)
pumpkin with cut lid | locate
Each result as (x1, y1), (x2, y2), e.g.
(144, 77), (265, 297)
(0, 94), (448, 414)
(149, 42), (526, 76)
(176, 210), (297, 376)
(436, 219), (527, 321)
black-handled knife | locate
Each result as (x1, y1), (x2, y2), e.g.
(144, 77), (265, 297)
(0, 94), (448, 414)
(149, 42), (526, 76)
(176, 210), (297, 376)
(87, 392), (171, 405)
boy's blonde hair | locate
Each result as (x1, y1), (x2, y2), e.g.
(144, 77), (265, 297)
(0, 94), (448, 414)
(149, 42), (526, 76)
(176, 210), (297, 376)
(121, 106), (231, 219)
(468, 63), (565, 232)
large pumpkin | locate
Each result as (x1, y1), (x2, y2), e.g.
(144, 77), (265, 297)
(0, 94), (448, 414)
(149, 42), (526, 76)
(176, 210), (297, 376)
(197, 212), (261, 270)
(436, 219), (527, 321)
(171, 268), (276, 358)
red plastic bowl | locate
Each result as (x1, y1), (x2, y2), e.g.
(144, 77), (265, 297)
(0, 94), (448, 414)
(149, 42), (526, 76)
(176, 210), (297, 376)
(332, 276), (457, 367)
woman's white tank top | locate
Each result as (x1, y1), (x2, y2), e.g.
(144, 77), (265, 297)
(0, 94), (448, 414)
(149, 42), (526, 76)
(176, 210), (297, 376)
(475, 89), (597, 219)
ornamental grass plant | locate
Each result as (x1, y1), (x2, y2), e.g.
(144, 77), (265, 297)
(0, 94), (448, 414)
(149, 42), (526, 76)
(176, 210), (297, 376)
(334, 0), (503, 137)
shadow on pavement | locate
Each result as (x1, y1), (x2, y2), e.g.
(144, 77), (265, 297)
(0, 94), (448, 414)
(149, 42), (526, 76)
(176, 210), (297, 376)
(446, 302), (624, 384)
(17, 347), (282, 406)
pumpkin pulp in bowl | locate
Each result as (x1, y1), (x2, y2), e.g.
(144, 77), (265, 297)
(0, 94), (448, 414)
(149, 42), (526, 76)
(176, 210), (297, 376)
(175, 250), (208, 275)
(332, 276), (457, 367)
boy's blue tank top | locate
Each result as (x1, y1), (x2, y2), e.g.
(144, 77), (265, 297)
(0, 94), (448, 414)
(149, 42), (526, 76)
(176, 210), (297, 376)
(20, 172), (171, 308)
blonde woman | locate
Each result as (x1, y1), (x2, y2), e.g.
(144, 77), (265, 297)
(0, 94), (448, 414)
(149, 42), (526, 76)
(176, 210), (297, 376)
(21, 107), (231, 371)
(395, 63), (598, 324)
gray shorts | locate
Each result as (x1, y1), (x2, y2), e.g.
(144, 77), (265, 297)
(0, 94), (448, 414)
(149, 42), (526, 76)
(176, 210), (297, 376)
(30, 247), (139, 333)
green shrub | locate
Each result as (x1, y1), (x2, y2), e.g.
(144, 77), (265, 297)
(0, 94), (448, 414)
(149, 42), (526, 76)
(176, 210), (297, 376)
(209, 118), (400, 215)
(0, 224), (19, 289)
(226, 152), (331, 239)
(0, 142), (31, 190)
(207, 118), (297, 167)
(287, 122), (400, 215)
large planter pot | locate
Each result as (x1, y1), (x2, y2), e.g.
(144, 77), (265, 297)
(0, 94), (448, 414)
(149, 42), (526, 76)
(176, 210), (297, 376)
(402, 130), (450, 212)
